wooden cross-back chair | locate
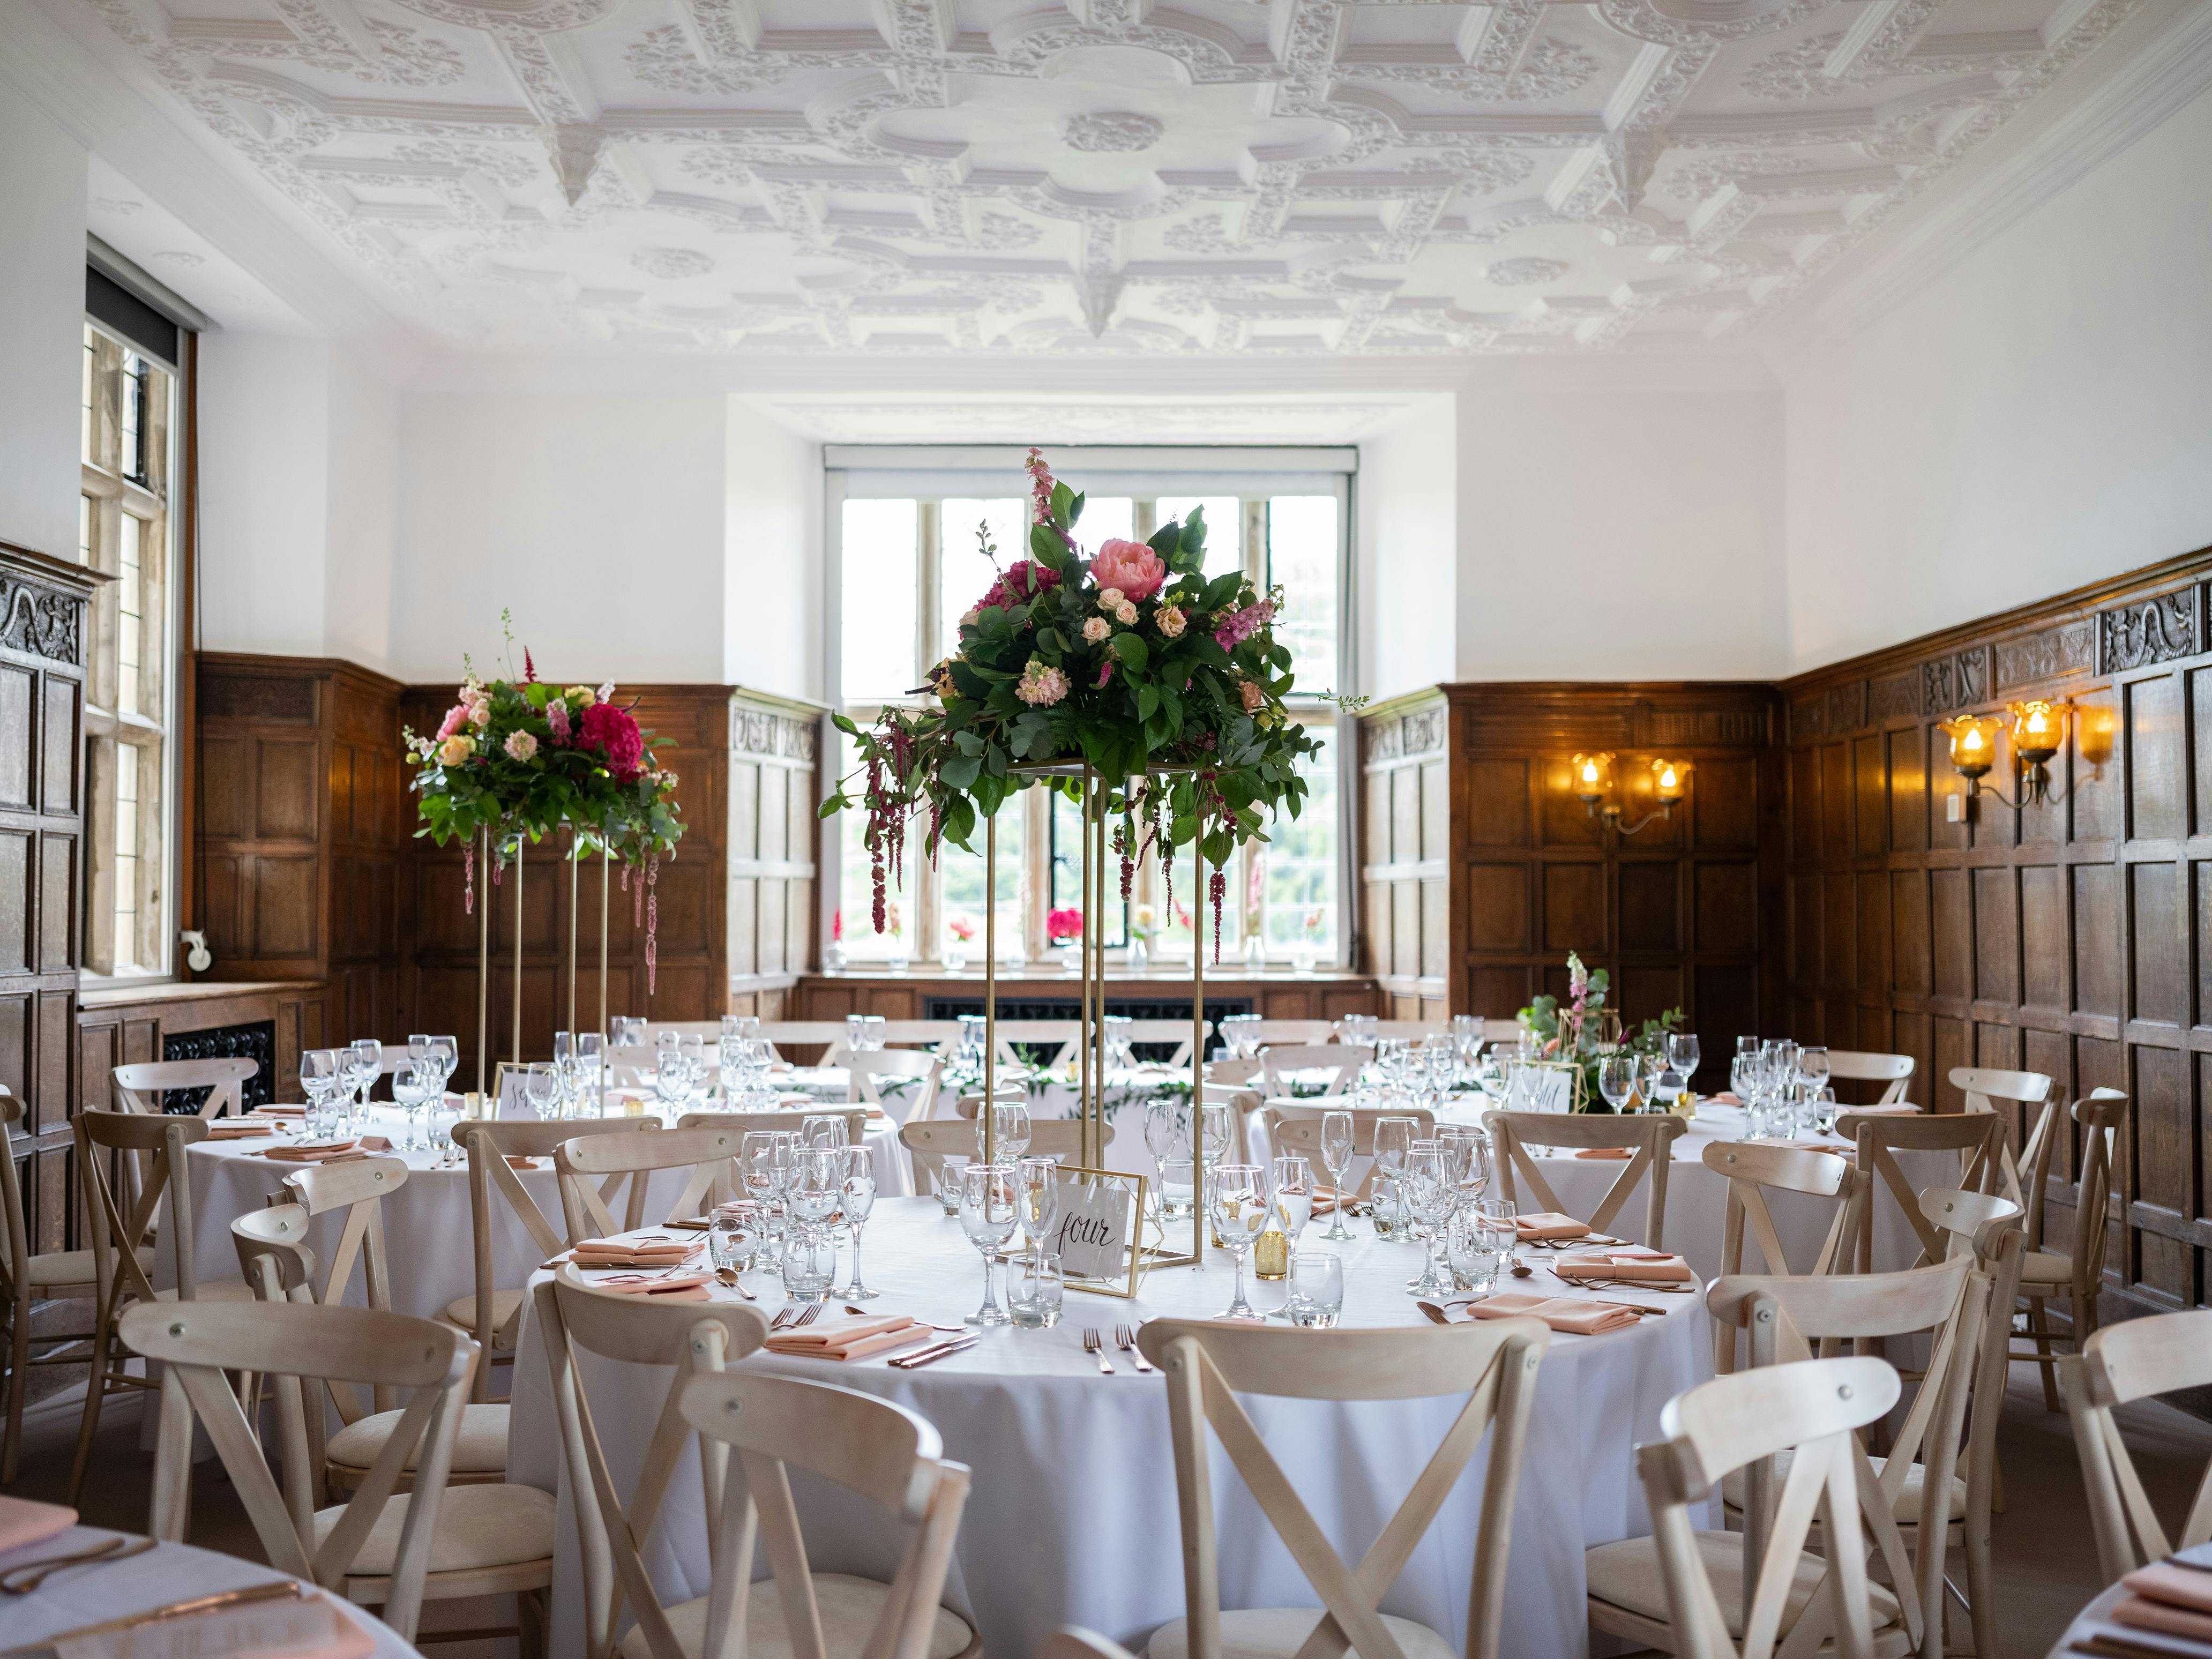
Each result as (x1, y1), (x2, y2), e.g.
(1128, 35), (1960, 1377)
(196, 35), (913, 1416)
(1836, 1109), (2005, 1274)
(1137, 1316), (1550, 1659)
(1257, 1044), (1362, 1098)
(1041, 1633), (1137, 1659)
(678, 1107), (868, 1142)
(68, 1107), (254, 1502)
(1484, 1110), (1688, 1251)
(555, 1124), (744, 1243)
(1119, 1018), (1208, 1069)
(450, 1115), (661, 1401)
(2064, 1308), (2212, 1583)
(1703, 1141), (1870, 1373)
(563, 1316), (982, 1659)
(1594, 1355), (1909, 1659)
(1949, 1066), (2056, 1209)
(1262, 1105), (1438, 1200)
(111, 1056), (259, 1119)
(846, 1050), (944, 1124)
(2013, 1088), (2128, 1410)
(1826, 1051), (1915, 1106)
(751, 1022), (853, 1065)
(989, 1019), (1083, 1070)
(123, 1298), (555, 1648)
(898, 1118), (1108, 1198)
(1706, 1247), (1997, 1659)
(235, 1157), (512, 1494)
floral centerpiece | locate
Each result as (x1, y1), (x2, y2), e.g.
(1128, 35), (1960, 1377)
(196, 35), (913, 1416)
(823, 449), (1334, 958)
(1517, 952), (1684, 1112)
(404, 619), (685, 985)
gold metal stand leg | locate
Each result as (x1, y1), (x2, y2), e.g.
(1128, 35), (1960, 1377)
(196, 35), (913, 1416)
(1193, 850), (1206, 1267)
(599, 849), (610, 1116)
(567, 831), (579, 1038)
(983, 812), (997, 1170)
(512, 836), (524, 1068)
(476, 826), (490, 1097)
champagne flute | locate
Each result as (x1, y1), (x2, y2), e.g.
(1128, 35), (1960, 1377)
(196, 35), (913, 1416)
(1017, 1155), (1060, 1263)
(1271, 1155), (1313, 1249)
(1208, 1162), (1268, 1319)
(347, 1038), (381, 1124)
(1319, 1110), (1355, 1240)
(960, 1162), (1018, 1327)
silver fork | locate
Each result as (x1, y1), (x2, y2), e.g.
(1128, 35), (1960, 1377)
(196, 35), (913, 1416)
(796, 1302), (824, 1326)
(770, 1306), (797, 1331)
(1, 1535), (156, 1594)
(1082, 1327), (1114, 1374)
(1115, 1324), (1153, 1373)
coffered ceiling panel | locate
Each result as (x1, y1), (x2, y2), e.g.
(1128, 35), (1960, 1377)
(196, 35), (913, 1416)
(63, 0), (2158, 354)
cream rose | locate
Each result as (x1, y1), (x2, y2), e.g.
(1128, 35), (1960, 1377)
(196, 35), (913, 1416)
(437, 734), (476, 766)
(1082, 616), (1112, 644)
(1115, 600), (1138, 625)
(1155, 603), (1187, 639)
(1097, 587), (1124, 611)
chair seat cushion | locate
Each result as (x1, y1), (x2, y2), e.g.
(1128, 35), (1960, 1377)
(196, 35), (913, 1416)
(1586, 1529), (1901, 1638)
(615, 1576), (973, 1659)
(1721, 1452), (1966, 1525)
(313, 1481), (553, 1576)
(442, 1289), (523, 1349)
(26, 1246), (154, 1292)
(2019, 1250), (2073, 1287)
(327, 1404), (509, 1475)
(1145, 1610), (1454, 1659)
(155, 1280), (258, 1304)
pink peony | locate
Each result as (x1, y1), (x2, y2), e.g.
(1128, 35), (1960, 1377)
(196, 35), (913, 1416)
(505, 730), (539, 761)
(976, 560), (1061, 612)
(436, 703), (468, 739)
(546, 700), (571, 744)
(1089, 539), (1165, 602)
(1213, 598), (1274, 651)
(1016, 659), (1071, 707)
(580, 701), (646, 783)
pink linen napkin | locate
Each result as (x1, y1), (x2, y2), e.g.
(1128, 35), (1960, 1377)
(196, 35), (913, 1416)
(258, 1140), (365, 1165)
(1461, 1293), (1641, 1336)
(2122, 1562), (2212, 1615)
(764, 1314), (931, 1361)
(1554, 1251), (1694, 1284)
(249, 1105), (305, 1118)
(1511, 1212), (1588, 1242)
(1709, 1092), (1743, 1105)
(56, 1589), (378, 1659)
(2112, 1594), (2212, 1645)
(205, 1123), (274, 1140)
(1573, 1148), (1633, 1160)
(581, 1272), (715, 1303)
(0, 1494), (77, 1553)
(570, 1237), (700, 1269)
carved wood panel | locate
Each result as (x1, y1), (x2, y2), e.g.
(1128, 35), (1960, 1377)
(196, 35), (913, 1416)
(1784, 554), (2212, 1324)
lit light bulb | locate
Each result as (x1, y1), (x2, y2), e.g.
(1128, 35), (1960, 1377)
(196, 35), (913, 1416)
(1962, 728), (1982, 752)
(2024, 709), (2048, 735)
(1657, 765), (1678, 789)
(1580, 760), (1598, 783)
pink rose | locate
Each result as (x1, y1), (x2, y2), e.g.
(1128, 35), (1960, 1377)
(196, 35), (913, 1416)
(1114, 600), (1137, 625)
(1090, 539), (1165, 602)
(1156, 604), (1187, 639)
(436, 703), (468, 739)
(467, 698), (491, 728)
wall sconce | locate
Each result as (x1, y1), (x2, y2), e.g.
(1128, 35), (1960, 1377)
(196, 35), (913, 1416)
(1570, 752), (1690, 835)
(1940, 700), (2089, 811)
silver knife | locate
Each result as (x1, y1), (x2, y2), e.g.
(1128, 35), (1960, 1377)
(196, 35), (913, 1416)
(890, 1337), (977, 1369)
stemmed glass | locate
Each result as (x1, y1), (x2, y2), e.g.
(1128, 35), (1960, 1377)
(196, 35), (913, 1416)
(1403, 1146), (1458, 1298)
(803, 1115), (850, 1154)
(1271, 1155), (1313, 1252)
(301, 1049), (341, 1137)
(346, 1039), (381, 1126)
(1667, 1033), (1700, 1096)
(1199, 1102), (1232, 1165)
(1372, 1115), (1416, 1236)
(979, 1102), (1030, 1165)
(1208, 1163), (1268, 1319)
(959, 1163), (1018, 1327)
(721, 1014), (760, 1043)
(1597, 1055), (1638, 1115)
(841, 1147), (878, 1299)
(1017, 1155), (1060, 1263)
(741, 1131), (797, 1249)
(392, 1063), (437, 1150)
(1319, 1110), (1355, 1240)
(1798, 1045), (1830, 1095)
(522, 1062), (559, 1121)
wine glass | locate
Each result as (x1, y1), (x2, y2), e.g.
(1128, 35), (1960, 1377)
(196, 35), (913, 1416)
(300, 1049), (340, 1137)
(959, 1163), (1018, 1327)
(980, 1102), (1030, 1165)
(522, 1062), (559, 1121)
(1017, 1155), (1060, 1263)
(802, 1115), (849, 1153)
(721, 1014), (760, 1042)
(1199, 1102), (1232, 1164)
(1208, 1163), (1268, 1319)
(1597, 1055), (1638, 1115)
(1402, 1146), (1457, 1298)
(789, 1148), (843, 1229)
(346, 1038), (382, 1123)
(1271, 1155), (1313, 1250)
(1319, 1110), (1355, 1241)
(1372, 1115), (1416, 1235)
(392, 1063), (436, 1150)
(569, 1032), (602, 1114)
(611, 1015), (646, 1048)
(1798, 1045), (1831, 1094)
(1667, 1033), (1700, 1092)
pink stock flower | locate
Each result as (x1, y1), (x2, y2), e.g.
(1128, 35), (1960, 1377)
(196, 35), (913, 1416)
(467, 697), (492, 728)
(1025, 447), (1055, 525)
(504, 730), (539, 761)
(546, 700), (571, 744)
(1016, 659), (1071, 707)
(436, 703), (468, 739)
(1213, 599), (1274, 651)
(1089, 539), (1166, 602)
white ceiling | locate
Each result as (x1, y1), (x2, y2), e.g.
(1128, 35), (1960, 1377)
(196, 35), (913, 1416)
(53, 0), (2169, 356)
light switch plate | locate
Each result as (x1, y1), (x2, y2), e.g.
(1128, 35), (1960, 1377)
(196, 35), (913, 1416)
(1946, 793), (1967, 823)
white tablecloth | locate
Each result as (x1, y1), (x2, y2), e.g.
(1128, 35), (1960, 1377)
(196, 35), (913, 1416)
(507, 1195), (1714, 1659)
(0, 1527), (421, 1658)
(182, 1107), (903, 1320)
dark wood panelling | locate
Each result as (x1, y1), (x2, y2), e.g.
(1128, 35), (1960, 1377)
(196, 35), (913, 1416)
(1783, 545), (2212, 1326)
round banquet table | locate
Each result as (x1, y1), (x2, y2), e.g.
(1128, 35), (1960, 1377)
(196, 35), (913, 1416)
(181, 1105), (901, 1320)
(506, 1195), (1715, 1659)
(1246, 1099), (1947, 1283)
(0, 1526), (422, 1658)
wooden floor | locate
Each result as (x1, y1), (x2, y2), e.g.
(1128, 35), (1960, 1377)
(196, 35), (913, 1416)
(9, 1367), (2209, 1657)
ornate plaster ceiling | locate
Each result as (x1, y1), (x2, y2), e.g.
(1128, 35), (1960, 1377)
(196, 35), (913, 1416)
(64, 0), (2157, 355)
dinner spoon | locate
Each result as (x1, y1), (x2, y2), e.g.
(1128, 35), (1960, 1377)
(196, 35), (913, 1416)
(715, 1268), (756, 1301)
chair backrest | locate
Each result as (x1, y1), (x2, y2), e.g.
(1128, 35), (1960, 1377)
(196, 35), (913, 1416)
(1636, 1356), (1902, 1659)
(1701, 1141), (1869, 1372)
(1117, 1018), (1208, 1069)
(534, 1272), (771, 1658)
(897, 1118), (1110, 1193)
(1135, 1317), (1551, 1659)
(2056, 1089), (2129, 1291)
(285, 1155), (414, 1419)
(1041, 1632), (1138, 1659)
(1950, 1065), (2056, 1212)
(1371, 1020), (1443, 1040)
(1258, 1044), (1362, 1097)
(677, 1108), (868, 1145)
(846, 1050), (943, 1124)
(1250, 1019), (1334, 1047)
(1262, 1105), (1438, 1198)
(675, 1366), (972, 1659)
(1824, 1050), (1914, 1104)
(123, 1298), (472, 1643)
(76, 1108), (211, 1305)
(111, 1057), (258, 1119)
(2065, 1309), (2212, 1580)
(231, 1205), (317, 1303)
(756, 1021), (852, 1065)
(1836, 1107), (2005, 1269)
(1483, 1110), (1688, 1249)
(874, 1019), (962, 1053)
(0, 1089), (26, 1306)
(556, 1124), (743, 1238)
(1706, 1255), (1987, 1653)
(991, 1020), (1082, 1068)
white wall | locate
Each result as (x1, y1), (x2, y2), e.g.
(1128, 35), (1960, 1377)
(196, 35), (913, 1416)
(323, 351), (398, 672)
(0, 96), (85, 562)
(197, 334), (330, 656)
(393, 392), (729, 686)
(1780, 80), (2212, 672)
(1454, 379), (1788, 681)
(1357, 396), (1456, 702)
(725, 400), (822, 703)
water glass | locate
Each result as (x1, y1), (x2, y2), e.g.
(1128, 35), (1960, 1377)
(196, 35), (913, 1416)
(300, 1049), (341, 1135)
(708, 1201), (760, 1271)
(1446, 1209), (1505, 1294)
(1811, 1085), (1840, 1137)
(1157, 1158), (1195, 1220)
(1007, 1252), (1064, 1328)
(522, 1062), (559, 1120)
(931, 1153), (970, 1215)
(779, 1227), (837, 1301)
(1371, 1115), (1417, 1240)
(1285, 1251), (1344, 1328)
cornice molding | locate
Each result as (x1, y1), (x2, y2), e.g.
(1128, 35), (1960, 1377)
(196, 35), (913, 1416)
(1760, 0), (2212, 370)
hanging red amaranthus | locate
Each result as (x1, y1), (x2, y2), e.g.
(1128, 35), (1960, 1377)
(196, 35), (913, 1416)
(645, 855), (659, 995)
(464, 842), (474, 915)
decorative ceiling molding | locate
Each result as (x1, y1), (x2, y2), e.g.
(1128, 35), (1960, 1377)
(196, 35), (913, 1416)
(761, 398), (1419, 443)
(36, 0), (2168, 357)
